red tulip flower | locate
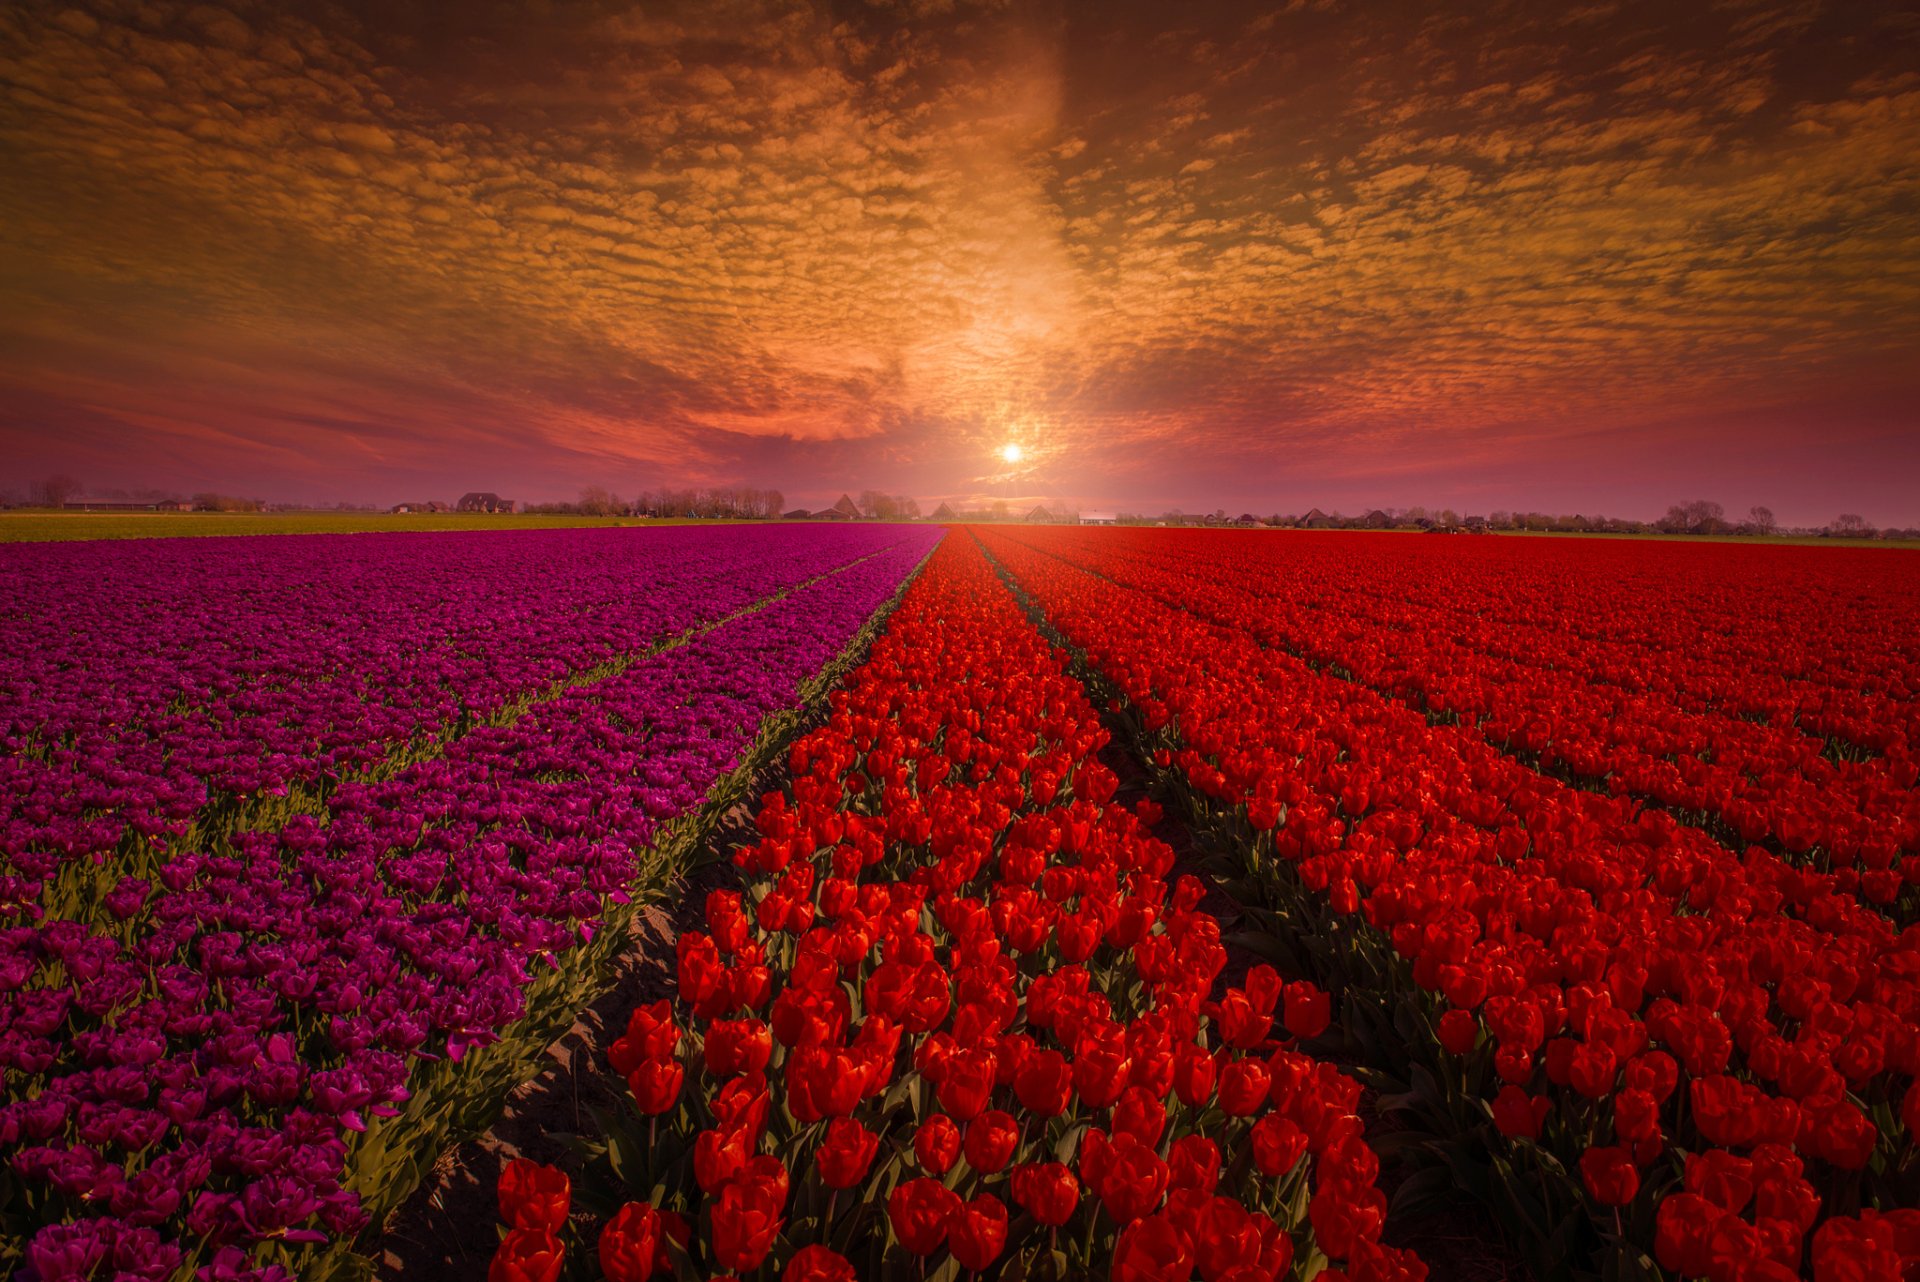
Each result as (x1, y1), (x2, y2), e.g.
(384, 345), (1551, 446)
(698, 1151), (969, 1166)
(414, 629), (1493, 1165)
(497, 1159), (569, 1233)
(784, 1245), (857, 1282)
(489, 1228), (563, 1282)
(627, 1057), (684, 1116)
(598, 1202), (662, 1282)
(705, 1018), (773, 1078)
(1013, 1047), (1073, 1116)
(949, 1194), (1009, 1272)
(888, 1178), (960, 1256)
(710, 1172), (786, 1273)
(1436, 1010), (1478, 1056)
(1578, 1145), (1640, 1207)
(964, 1109), (1021, 1174)
(1011, 1162), (1080, 1227)
(1283, 982), (1331, 1040)
(1091, 1132), (1170, 1223)
(1249, 1114), (1307, 1177)
(914, 1113), (962, 1175)
(1167, 1135), (1221, 1195)
(816, 1117), (881, 1189)
(1111, 1213), (1196, 1282)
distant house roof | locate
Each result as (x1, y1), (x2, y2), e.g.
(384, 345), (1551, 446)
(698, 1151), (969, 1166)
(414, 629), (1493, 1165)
(782, 508), (812, 520)
(457, 491), (513, 512)
(1024, 505), (1057, 523)
(829, 494), (861, 519)
(1362, 509), (1391, 527)
(930, 502), (958, 521)
(1301, 507), (1329, 526)
(1081, 511), (1118, 524)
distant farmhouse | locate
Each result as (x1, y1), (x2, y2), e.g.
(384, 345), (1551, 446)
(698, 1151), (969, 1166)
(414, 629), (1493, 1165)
(929, 502), (958, 522)
(1300, 508), (1332, 529)
(1080, 511), (1118, 526)
(1024, 505), (1061, 524)
(456, 492), (515, 513)
(815, 494), (861, 520)
(782, 508), (812, 520)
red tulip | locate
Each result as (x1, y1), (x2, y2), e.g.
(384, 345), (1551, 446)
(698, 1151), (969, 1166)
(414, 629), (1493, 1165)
(705, 1018), (773, 1078)
(710, 1172), (785, 1273)
(1283, 982), (1331, 1040)
(949, 1194), (1009, 1272)
(1111, 1085), (1168, 1149)
(598, 1202), (662, 1282)
(1249, 1114), (1307, 1177)
(1194, 1196), (1265, 1280)
(1091, 1131), (1169, 1223)
(627, 1057), (684, 1116)
(1111, 1212), (1196, 1282)
(1013, 1047), (1073, 1116)
(1436, 1010), (1478, 1056)
(1011, 1162), (1080, 1227)
(489, 1228), (563, 1282)
(1171, 1044), (1216, 1107)
(786, 1043), (867, 1121)
(1655, 1194), (1723, 1277)
(963, 1110), (1021, 1174)
(914, 1113), (961, 1175)
(1491, 1085), (1548, 1140)
(694, 1126), (752, 1193)
(1578, 1145), (1640, 1207)
(816, 1117), (881, 1189)
(888, 1178), (960, 1256)
(936, 1048), (997, 1121)
(1167, 1135), (1221, 1195)
(784, 1244), (856, 1282)
(609, 1001), (680, 1076)
(497, 1159), (569, 1233)
(1216, 1057), (1270, 1117)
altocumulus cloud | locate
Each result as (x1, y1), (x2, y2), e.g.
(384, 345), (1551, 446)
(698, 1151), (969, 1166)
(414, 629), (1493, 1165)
(0, 0), (1915, 518)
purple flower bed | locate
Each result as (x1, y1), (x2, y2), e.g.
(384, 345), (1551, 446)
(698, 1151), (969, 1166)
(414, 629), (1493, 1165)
(0, 525), (938, 1280)
(0, 524), (891, 911)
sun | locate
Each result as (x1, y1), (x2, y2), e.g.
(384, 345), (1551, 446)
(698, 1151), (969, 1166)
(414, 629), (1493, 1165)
(1000, 442), (1024, 464)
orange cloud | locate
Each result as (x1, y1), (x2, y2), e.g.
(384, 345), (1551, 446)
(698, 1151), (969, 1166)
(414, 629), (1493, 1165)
(0, 0), (1915, 522)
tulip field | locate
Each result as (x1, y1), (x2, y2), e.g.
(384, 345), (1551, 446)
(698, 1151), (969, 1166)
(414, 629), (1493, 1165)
(4, 525), (1917, 1282)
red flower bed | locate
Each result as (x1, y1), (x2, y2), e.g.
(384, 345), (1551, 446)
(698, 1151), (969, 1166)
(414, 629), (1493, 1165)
(976, 527), (1919, 920)
(497, 534), (1424, 1281)
(975, 527), (1920, 1282)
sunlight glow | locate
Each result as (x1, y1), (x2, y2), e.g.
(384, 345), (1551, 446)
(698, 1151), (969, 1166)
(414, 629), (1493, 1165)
(1000, 442), (1024, 464)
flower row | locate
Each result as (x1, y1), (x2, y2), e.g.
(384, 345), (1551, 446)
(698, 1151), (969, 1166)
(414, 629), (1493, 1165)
(507, 532), (1425, 1282)
(1, 524), (895, 909)
(976, 527), (1919, 1282)
(2, 529), (937, 1281)
(993, 528), (1917, 910)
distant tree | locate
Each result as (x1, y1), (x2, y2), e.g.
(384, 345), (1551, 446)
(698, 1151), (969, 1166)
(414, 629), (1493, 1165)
(1679, 499), (1726, 534)
(899, 496), (921, 519)
(990, 499), (1009, 521)
(1829, 513), (1871, 537)
(30, 474), (81, 507)
(1438, 508), (1459, 527)
(1745, 505), (1777, 535)
(577, 486), (615, 516)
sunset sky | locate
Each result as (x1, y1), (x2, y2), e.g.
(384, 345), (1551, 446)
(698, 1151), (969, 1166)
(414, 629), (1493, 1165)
(2, 0), (1916, 523)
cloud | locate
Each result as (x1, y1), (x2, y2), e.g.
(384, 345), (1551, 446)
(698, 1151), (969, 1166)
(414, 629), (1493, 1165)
(0, 0), (1914, 520)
